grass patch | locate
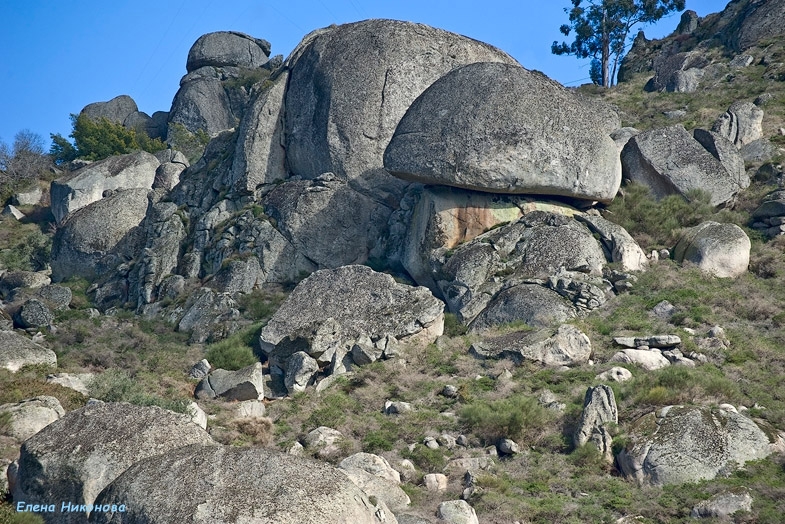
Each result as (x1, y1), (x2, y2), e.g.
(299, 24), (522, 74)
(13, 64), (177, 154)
(204, 323), (260, 370)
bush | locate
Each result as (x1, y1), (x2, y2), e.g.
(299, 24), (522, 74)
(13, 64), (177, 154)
(50, 114), (166, 163)
(166, 122), (210, 164)
(0, 229), (51, 271)
(204, 324), (260, 370)
(460, 394), (552, 445)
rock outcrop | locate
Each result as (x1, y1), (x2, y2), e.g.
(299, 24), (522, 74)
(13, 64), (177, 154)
(621, 125), (749, 206)
(259, 265), (444, 374)
(617, 405), (781, 486)
(80, 95), (138, 125)
(672, 221), (751, 278)
(469, 324), (592, 367)
(385, 62), (621, 203)
(194, 362), (265, 401)
(49, 151), (158, 225)
(13, 403), (214, 523)
(712, 101), (764, 148)
(573, 385), (618, 461)
(186, 31), (271, 71)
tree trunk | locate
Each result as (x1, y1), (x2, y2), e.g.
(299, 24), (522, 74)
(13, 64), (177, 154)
(601, 7), (610, 88)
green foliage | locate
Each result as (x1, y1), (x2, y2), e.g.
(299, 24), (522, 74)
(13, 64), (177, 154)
(402, 444), (448, 473)
(50, 114), (166, 164)
(305, 391), (360, 429)
(443, 312), (468, 336)
(88, 369), (188, 413)
(0, 502), (46, 524)
(204, 324), (260, 370)
(460, 393), (552, 445)
(0, 229), (51, 271)
(224, 68), (272, 92)
(166, 122), (210, 164)
(552, 0), (685, 87)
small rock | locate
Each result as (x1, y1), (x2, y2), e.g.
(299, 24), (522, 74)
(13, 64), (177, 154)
(233, 400), (266, 419)
(287, 441), (304, 456)
(45, 373), (94, 396)
(2, 205), (25, 220)
(651, 300), (676, 320)
(442, 384), (459, 398)
(185, 401), (207, 429)
(340, 452), (401, 484)
(659, 249), (670, 259)
(384, 400), (413, 415)
(284, 351), (319, 394)
(303, 426), (343, 459)
(438, 434), (457, 449)
(398, 459), (417, 482)
(188, 359), (211, 379)
(438, 500), (479, 524)
(456, 435), (469, 447)
(595, 367), (633, 382)
(424, 436), (439, 449)
(691, 490), (753, 518)
(497, 438), (520, 455)
(424, 473), (448, 492)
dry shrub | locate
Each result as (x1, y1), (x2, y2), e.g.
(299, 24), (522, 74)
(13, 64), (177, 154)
(224, 417), (274, 447)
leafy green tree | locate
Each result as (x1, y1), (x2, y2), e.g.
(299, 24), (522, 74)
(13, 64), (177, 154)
(552, 0), (685, 87)
(50, 114), (166, 164)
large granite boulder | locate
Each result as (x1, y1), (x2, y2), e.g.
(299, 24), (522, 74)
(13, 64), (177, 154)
(673, 221), (750, 278)
(384, 62), (622, 203)
(573, 385), (618, 461)
(186, 31), (271, 72)
(712, 101), (764, 148)
(50, 188), (150, 282)
(617, 405), (781, 486)
(284, 19), (518, 201)
(468, 284), (577, 331)
(621, 125), (749, 206)
(0, 330), (57, 372)
(0, 396), (65, 442)
(647, 52), (707, 93)
(259, 265), (444, 371)
(692, 129), (746, 183)
(50, 151), (159, 225)
(13, 403), (214, 523)
(168, 69), (239, 138)
(0, 271), (51, 299)
(469, 324), (592, 367)
(722, 0), (785, 52)
(90, 445), (394, 524)
(194, 363), (265, 401)
(80, 95), (138, 125)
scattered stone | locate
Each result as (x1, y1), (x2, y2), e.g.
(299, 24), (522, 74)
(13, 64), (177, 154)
(0, 271), (51, 298)
(424, 436), (440, 450)
(284, 351), (319, 394)
(14, 299), (54, 329)
(610, 349), (670, 371)
(189, 359), (211, 379)
(538, 389), (567, 412)
(651, 300), (676, 320)
(232, 400), (266, 419)
(340, 453), (401, 484)
(692, 490), (753, 519)
(194, 363), (265, 401)
(186, 401), (207, 430)
(595, 367), (633, 382)
(729, 54), (754, 68)
(385, 401), (414, 415)
(2, 204), (25, 220)
(497, 438), (520, 455)
(574, 386), (618, 461)
(398, 459), (417, 483)
(424, 473), (448, 492)
(303, 426), (344, 459)
(614, 335), (681, 348)
(438, 500), (479, 524)
(13, 186), (43, 206)
(45, 373), (93, 396)
(442, 384), (459, 398)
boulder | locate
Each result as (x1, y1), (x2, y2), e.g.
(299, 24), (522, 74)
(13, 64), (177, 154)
(339, 452), (401, 484)
(80, 95), (138, 125)
(263, 173), (390, 269)
(617, 405), (780, 486)
(575, 214), (648, 271)
(648, 52), (707, 93)
(14, 299), (54, 328)
(609, 349), (670, 371)
(340, 466), (411, 512)
(469, 284), (577, 332)
(285, 19), (517, 201)
(691, 490), (753, 519)
(188, 359), (211, 379)
(50, 188), (150, 282)
(194, 362), (264, 401)
(90, 445), (392, 524)
(692, 129), (746, 183)
(469, 325), (591, 367)
(741, 138), (778, 164)
(284, 351), (319, 394)
(259, 265), (444, 370)
(230, 71), (288, 192)
(673, 221), (750, 278)
(437, 500), (479, 524)
(152, 162), (186, 191)
(723, 0), (785, 51)
(186, 31), (270, 72)
(46, 373), (94, 396)
(0, 396), (65, 442)
(752, 189), (785, 220)
(0, 330), (57, 372)
(0, 270), (51, 299)
(232, 400), (266, 419)
(176, 287), (240, 343)
(573, 385), (618, 461)
(424, 473), (448, 492)
(185, 401), (207, 430)
(595, 367), (633, 382)
(13, 403), (214, 522)
(2, 204), (24, 220)
(304, 426), (344, 459)
(50, 151), (158, 225)
(384, 62), (621, 203)
(168, 72), (238, 138)
(33, 284), (73, 311)
(712, 101), (763, 148)
(621, 125), (749, 206)
(13, 186), (43, 206)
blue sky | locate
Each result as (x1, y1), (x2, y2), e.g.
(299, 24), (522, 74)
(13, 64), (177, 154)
(0, 0), (726, 146)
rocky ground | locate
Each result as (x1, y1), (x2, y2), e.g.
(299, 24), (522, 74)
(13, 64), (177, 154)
(2, 1), (785, 523)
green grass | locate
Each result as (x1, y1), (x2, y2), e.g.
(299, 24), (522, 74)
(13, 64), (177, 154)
(204, 323), (260, 370)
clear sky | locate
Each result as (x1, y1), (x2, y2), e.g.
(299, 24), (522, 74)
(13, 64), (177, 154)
(0, 0), (726, 146)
